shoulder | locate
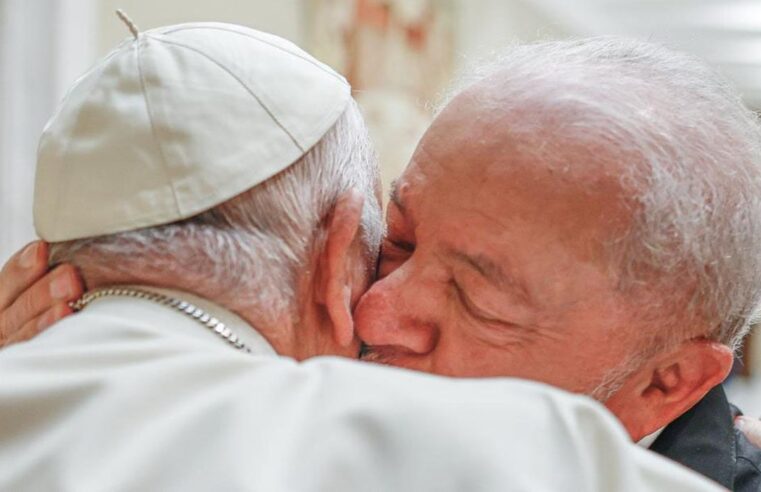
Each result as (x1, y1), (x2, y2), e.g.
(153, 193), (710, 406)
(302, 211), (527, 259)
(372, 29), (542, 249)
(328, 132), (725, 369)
(0, 295), (247, 371)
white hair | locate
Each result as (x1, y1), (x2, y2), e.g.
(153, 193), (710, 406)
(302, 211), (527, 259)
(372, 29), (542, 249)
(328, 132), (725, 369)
(50, 100), (383, 323)
(439, 37), (761, 354)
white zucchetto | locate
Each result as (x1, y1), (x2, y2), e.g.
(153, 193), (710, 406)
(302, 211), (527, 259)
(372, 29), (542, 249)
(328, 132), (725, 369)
(34, 20), (350, 241)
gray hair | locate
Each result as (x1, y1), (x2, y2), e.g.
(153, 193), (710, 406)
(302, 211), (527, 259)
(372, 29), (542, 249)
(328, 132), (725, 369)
(50, 99), (383, 323)
(439, 37), (761, 353)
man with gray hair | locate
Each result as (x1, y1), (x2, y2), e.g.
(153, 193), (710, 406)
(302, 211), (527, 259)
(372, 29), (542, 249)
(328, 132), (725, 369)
(353, 37), (761, 489)
(0, 20), (717, 491)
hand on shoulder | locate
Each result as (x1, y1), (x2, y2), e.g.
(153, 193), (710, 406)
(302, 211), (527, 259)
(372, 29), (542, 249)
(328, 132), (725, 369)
(0, 241), (82, 347)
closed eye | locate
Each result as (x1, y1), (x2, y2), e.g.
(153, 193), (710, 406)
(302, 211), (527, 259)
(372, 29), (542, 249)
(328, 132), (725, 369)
(387, 239), (415, 253)
(377, 239), (414, 279)
(452, 280), (515, 328)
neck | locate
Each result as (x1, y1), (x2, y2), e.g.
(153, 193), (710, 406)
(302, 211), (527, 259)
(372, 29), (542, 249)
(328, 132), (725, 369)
(79, 268), (302, 358)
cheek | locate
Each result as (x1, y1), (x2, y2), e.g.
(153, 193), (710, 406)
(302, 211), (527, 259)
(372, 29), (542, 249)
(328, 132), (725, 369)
(433, 335), (531, 378)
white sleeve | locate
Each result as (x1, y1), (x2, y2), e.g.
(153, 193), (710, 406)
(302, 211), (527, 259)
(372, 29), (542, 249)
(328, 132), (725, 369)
(278, 357), (722, 492)
(0, 336), (721, 492)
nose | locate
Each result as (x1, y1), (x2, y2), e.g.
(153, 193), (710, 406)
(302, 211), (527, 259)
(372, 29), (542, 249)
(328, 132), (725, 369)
(353, 270), (439, 356)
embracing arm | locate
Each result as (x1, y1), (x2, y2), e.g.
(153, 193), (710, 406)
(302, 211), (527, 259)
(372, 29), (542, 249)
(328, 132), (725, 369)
(0, 241), (82, 347)
(0, 341), (723, 492)
(295, 358), (724, 492)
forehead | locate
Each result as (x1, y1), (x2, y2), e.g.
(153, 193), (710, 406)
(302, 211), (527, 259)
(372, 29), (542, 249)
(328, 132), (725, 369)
(422, 83), (632, 177)
(395, 90), (635, 265)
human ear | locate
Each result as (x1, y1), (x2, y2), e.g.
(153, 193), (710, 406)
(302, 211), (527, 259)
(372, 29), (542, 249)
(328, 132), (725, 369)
(316, 189), (366, 348)
(606, 339), (733, 441)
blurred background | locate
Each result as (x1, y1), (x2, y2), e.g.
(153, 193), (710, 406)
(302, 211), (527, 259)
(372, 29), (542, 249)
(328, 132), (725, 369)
(1, 0), (759, 413)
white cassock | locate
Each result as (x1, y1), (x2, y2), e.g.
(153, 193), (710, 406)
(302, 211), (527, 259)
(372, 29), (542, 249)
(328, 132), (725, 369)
(0, 287), (719, 491)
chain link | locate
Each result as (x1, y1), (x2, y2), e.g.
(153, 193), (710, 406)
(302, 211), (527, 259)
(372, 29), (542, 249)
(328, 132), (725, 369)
(70, 288), (252, 353)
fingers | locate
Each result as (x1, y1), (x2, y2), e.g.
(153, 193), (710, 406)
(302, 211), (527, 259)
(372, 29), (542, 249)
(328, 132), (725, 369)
(735, 416), (761, 448)
(0, 241), (49, 311)
(3, 303), (73, 347)
(0, 265), (83, 347)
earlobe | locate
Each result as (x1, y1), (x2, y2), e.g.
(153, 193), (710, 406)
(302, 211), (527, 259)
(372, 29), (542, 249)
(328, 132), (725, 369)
(319, 189), (366, 348)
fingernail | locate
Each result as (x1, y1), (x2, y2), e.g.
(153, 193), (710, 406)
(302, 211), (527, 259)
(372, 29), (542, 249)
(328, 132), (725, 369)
(20, 243), (39, 269)
(50, 273), (73, 300)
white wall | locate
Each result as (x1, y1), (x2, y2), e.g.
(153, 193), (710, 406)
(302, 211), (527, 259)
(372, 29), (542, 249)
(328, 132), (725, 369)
(95, 0), (305, 56)
(93, 0), (558, 63)
(0, 0), (96, 263)
(527, 0), (761, 109)
(455, 0), (566, 62)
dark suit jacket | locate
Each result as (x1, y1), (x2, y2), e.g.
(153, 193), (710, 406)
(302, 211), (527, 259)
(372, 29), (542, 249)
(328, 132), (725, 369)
(650, 385), (761, 490)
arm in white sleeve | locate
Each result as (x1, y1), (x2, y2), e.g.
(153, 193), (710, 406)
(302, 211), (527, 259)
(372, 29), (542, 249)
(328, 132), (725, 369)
(0, 328), (721, 491)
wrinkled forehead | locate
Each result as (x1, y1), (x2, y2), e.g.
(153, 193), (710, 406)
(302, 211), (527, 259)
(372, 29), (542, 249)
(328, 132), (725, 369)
(427, 80), (637, 176)
(421, 83), (635, 185)
(399, 86), (638, 261)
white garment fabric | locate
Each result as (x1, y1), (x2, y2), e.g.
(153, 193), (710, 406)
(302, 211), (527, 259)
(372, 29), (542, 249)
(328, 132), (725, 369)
(0, 288), (720, 491)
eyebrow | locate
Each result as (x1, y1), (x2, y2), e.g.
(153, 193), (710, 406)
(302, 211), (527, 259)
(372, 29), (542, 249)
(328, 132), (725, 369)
(388, 179), (405, 213)
(450, 250), (533, 306)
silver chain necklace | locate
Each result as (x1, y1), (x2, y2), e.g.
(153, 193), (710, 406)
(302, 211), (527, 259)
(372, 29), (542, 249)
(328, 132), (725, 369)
(70, 287), (252, 353)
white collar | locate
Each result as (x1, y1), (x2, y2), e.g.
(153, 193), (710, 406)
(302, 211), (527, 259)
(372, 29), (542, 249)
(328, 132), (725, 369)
(637, 427), (665, 448)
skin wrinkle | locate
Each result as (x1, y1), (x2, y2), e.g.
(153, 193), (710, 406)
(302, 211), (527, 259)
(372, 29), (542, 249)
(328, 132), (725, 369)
(459, 298), (559, 353)
(448, 250), (533, 307)
(390, 165), (616, 316)
(362, 134), (636, 376)
(391, 134), (628, 321)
